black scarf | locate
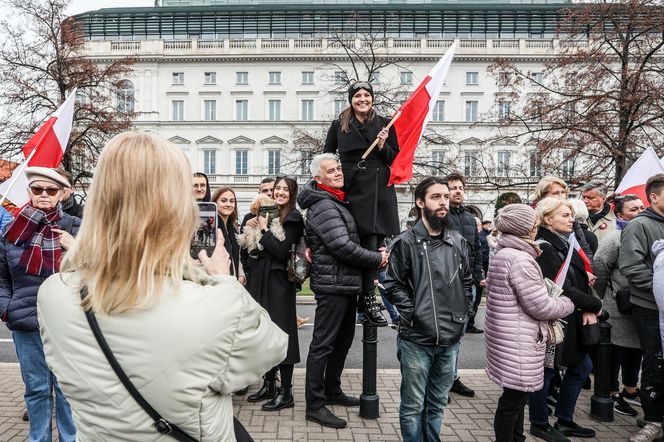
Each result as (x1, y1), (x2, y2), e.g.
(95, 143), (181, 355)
(219, 217), (240, 277)
(588, 202), (610, 225)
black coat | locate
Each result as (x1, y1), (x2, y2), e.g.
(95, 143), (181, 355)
(218, 217), (241, 278)
(579, 223), (598, 256)
(297, 180), (383, 297)
(447, 205), (484, 282)
(535, 227), (602, 367)
(324, 114), (400, 237)
(245, 209), (303, 364)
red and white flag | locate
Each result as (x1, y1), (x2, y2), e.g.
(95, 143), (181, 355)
(554, 233), (593, 286)
(389, 44), (457, 185)
(0, 90), (76, 207)
(616, 146), (664, 207)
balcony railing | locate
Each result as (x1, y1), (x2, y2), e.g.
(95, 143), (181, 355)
(87, 37), (588, 58)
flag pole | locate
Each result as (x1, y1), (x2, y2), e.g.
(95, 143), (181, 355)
(360, 111), (402, 160)
(0, 148), (38, 208)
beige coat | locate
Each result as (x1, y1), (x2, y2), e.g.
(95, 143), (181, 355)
(37, 273), (288, 442)
(588, 209), (617, 243)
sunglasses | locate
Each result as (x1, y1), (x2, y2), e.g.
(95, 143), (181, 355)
(351, 81), (371, 90)
(29, 186), (60, 196)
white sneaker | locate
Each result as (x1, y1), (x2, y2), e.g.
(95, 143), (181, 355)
(629, 423), (664, 442)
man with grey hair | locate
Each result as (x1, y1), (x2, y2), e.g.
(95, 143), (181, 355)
(297, 153), (388, 429)
(580, 180), (617, 242)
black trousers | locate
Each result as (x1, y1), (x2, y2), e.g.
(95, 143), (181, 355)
(467, 280), (483, 327)
(609, 345), (642, 392)
(305, 294), (357, 410)
(631, 304), (664, 422)
(494, 387), (528, 442)
(360, 234), (384, 295)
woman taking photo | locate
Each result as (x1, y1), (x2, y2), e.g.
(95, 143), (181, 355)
(212, 187), (245, 284)
(528, 197), (603, 441)
(244, 175), (304, 411)
(323, 81), (399, 326)
(593, 194), (645, 416)
(485, 204), (574, 442)
(0, 167), (79, 442)
(37, 132), (288, 441)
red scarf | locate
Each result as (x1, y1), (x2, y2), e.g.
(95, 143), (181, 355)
(3, 203), (63, 276)
(318, 183), (345, 201)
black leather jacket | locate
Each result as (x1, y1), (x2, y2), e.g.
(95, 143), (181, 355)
(384, 219), (473, 346)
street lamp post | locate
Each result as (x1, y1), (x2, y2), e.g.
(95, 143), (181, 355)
(360, 322), (380, 419)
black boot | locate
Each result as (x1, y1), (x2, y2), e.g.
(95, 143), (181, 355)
(363, 292), (387, 327)
(247, 377), (276, 402)
(262, 387), (294, 411)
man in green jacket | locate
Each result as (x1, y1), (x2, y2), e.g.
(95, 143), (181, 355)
(619, 173), (664, 442)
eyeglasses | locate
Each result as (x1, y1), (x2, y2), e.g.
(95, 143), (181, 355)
(351, 81), (371, 90)
(29, 186), (60, 196)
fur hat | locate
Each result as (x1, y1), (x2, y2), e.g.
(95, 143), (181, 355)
(348, 81), (374, 104)
(494, 204), (536, 237)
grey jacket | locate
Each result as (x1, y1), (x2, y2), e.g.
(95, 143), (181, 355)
(619, 208), (664, 311)
(593, 230), (639, 348)
(384, 219), (473, 346)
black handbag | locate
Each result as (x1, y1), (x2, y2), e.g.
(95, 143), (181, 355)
(81, 288), (254, 442)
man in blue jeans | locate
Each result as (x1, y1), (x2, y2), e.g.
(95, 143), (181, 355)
(384, 177), (473, 442)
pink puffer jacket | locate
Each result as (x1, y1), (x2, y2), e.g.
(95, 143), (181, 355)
(485, 234), (575, 392)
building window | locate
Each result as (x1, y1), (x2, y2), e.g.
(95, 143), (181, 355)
(235, 150), (248, 175)
(203, 100), (216, 121)
(302, 71), (314, 85)
(301, 150), (313, 175)
(465, 101), (478, 122)
(171, 100), (184, 121)
(334, 99), (346, 117)
(268, 71), (281, 85)
(464, 149), (479, 177)
(432, 150), (445, 174)
(116, 80), (135, 113)
(301, 99), (314, 121)
(204, 72), (216, 85)
(497, 100), (511, 122)
(400, 71), (413, 85)
(432, 100), (445, 122)
(530, 151), (542, 177)
(236, 71), (248, 85)
(334, 71), (347, 85)
(497, 151), (511, 177)
(268, 99), (281, 121)
(497, 72), (512, 87)
(370, 71), (380, 84)
(203, 149), (216, 175)
(465, 72), (479, 85)
(235, 100), (248, 121)
(530, 71), (544, 83)
(561, 154), (575, 179)
(267, 150), (281, 175)
(172, 72), (184, 85)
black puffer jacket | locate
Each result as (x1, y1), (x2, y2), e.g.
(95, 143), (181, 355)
(297, 180), (382, 297)
(447, 204), (484, 282)
(384, 219), (473, 346)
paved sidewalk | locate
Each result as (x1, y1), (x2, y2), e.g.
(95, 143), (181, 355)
(0, 364), (639, 441)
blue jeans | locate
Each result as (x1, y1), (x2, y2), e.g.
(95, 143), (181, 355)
(13, 330), (76, 442)
(378, 270), (399, 322)
(528, 353), (593, 425)
(397, 337), (459, 442)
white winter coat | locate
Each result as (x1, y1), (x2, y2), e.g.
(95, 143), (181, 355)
(37, 273), (288, 441)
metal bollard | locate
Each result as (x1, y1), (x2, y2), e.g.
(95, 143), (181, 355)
(360, 322), (380, 419)
(590, 310), (613, 422)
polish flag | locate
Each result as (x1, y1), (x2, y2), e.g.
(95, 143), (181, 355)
(616, 147), (664, 207)
(0, 90), (76, 207)
(554, 233), (593, 286)
(389, 44), (457, 185)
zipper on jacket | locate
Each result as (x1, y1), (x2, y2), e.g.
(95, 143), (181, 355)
(423, 242), (439, 346)
(448, 262), (460, 286)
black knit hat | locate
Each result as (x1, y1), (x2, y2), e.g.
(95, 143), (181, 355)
(348, 81), (374, 104)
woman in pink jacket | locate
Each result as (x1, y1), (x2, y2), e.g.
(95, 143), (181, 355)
(485, 204), (575, 442)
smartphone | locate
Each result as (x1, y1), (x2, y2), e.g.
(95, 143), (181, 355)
(190, 202), (218, 259)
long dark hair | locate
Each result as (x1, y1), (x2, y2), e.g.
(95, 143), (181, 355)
(211, 187), (238, 227)
(274, 176), (298, 221)
(414, 176), (448, 220)
(339, 106), (377, 133)
(193, 172), (211, 202)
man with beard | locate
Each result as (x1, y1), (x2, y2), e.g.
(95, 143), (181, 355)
(384, 176), (473, 442)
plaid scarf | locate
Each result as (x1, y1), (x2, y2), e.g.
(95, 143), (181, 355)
(3, 203), (63, 276)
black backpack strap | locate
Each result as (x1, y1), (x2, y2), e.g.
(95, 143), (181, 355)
(80, 288), (198, 442)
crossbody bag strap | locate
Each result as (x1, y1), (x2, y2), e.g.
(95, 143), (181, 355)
(80, 288), (198, 442)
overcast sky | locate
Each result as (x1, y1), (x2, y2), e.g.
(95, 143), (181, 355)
(67, 0), (155, 16)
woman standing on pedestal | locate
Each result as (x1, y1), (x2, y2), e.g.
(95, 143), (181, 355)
(324, 81), (400, 326)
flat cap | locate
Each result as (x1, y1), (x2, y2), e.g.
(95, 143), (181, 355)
(25, 167), (70, 188)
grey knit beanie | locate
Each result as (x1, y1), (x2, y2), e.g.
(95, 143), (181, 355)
(494, 204), (536, 237)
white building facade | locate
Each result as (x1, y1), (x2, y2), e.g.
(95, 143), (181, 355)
(75, 0), (573, 221)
